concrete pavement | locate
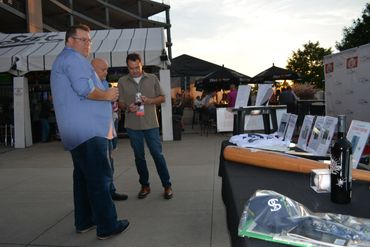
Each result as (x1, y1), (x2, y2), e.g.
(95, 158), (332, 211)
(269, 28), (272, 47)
(0, 129), (232, 247)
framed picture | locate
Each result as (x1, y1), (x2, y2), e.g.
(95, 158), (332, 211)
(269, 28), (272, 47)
(347, 120), (370, 168)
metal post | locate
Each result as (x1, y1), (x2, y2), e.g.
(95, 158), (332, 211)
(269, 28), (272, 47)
(165, 8), (172, 59)
(4, 124), (7, 146)
(10, 124), (14, 147)
(0, 125), (3, 145)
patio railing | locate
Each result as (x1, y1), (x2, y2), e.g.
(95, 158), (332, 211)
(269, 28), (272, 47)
(0, 124), (14, 147)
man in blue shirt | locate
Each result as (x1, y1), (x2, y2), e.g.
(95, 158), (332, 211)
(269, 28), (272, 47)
(50, 24), (129, 240)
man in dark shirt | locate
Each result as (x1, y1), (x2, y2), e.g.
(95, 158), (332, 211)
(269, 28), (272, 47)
(279, 86), (299, 113)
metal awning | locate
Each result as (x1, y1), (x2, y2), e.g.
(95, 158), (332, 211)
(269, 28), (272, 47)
(0, 27), (166, 75)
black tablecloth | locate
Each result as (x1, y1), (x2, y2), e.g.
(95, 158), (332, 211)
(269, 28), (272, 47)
(219, 140), (370, 247)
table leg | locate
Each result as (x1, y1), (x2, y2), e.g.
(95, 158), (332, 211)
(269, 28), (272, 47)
(270, 109), (278, 132)
(262, 113), (271, 134)
(232, 114), (238, 135)
(234, 111), (246, 135)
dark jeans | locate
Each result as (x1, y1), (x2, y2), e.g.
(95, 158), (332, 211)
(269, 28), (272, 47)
(126, 128), (171, 188)
(70, 137), (120, 236)
(108, 140), (116, 194)
(112, 118), (118, 149)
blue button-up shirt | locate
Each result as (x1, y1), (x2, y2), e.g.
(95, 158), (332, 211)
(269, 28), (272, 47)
(51, 47), (112, 150)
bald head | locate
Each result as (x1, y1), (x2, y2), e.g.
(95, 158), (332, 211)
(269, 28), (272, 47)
(92, 58), (109, 81)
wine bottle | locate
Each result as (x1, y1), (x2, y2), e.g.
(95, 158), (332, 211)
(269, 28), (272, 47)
(330, 115), (352, 204)
(135, 92), (144, 117)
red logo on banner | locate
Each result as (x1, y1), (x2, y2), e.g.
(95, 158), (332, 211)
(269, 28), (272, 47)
(346, 56), (358, 69)
(325, 63), (334, 73)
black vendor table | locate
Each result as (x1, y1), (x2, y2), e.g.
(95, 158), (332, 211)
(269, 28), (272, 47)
(219, 141), (370, 247)
(231, 105), (287, 135)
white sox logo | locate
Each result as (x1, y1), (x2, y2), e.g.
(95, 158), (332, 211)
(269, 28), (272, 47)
(267, 198), (281, 212)
(0, 34), (63, 48)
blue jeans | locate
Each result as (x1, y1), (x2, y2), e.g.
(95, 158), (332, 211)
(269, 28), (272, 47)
(70, 137), (120, 236)
(126, 128), (171, 188)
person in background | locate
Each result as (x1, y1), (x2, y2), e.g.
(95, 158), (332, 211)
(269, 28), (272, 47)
(269, 89), (281, 105)
(91, 57), (128, 201)
(173, 93), (184, 113)
(193, 95), (202, 110)
(201, 90), (217, 120)
(111, 100), (120, 150)
(220, 92), (228, 106)
(279, 86), (299, 113)
(51, 24), (129, 240)
(39, 95), (52, 142)
(117, 53), (173, 200)
(172, 92), (185, 130)
(227, 83), (238, 107)
(191, 95), (203, 127)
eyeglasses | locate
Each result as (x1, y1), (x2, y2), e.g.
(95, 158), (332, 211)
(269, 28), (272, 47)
(72, 36), (92, 43)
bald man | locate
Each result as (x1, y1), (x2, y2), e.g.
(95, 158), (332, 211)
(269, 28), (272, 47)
(92, 58), (128, 201)
(92, 59), (120, 151)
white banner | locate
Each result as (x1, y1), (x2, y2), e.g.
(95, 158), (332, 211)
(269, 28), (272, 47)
(324, 43), (370, 128)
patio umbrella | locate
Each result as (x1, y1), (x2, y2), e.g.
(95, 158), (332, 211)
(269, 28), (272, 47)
(251, 64), (299, 83)
(195, 66), (250, 91)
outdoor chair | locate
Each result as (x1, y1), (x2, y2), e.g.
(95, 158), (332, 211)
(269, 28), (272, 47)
(199, 108), (216, 136)
(192, 108), (201, 129)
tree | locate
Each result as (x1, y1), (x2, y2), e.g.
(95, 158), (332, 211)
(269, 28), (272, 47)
(286, 41), (332, 89)
(336, 3), (370, 51)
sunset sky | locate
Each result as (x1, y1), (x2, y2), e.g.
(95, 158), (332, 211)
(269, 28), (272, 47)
(168, 0), (369, 77)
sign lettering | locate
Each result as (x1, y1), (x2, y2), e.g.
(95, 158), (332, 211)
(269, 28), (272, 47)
(0, 34), (64, 48)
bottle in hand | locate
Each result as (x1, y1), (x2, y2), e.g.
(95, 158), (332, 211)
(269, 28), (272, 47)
(135, 92), (144, 117)
(330, 115), (352, 204)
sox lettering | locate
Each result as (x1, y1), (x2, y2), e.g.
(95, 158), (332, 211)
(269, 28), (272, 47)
(267, 198), (281, 212)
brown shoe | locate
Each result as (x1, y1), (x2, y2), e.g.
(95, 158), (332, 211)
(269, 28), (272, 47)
(138, 186), (151, 199)
(164, 187), (173, 200)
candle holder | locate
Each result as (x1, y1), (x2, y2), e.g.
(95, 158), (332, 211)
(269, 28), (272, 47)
(310, 169), (331, 193)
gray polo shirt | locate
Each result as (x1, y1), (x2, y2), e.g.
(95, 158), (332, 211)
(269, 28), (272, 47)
(118, 72), (164, 130)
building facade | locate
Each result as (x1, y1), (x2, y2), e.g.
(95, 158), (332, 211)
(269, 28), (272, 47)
(0, 0), (172, 58)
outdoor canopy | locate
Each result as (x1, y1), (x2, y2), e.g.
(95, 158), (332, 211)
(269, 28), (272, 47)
(195, 66), (250, 91)
(0, 27), (167, 74)
(251, 64), (299, 83)
(170, 54), (223, 77)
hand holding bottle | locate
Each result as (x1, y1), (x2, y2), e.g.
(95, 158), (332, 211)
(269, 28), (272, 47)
(106, 87), (119, 102)
(135, 92), (144, 116)
(128, 103), (138, 113)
